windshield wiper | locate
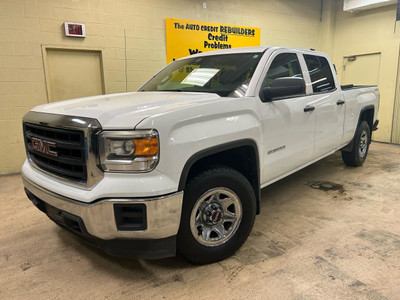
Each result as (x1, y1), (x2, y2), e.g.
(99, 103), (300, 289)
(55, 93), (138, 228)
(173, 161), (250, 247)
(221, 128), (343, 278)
(140, 89), (221, 96)
(139, 89), (185, 92)
(161, 89), (185, 92)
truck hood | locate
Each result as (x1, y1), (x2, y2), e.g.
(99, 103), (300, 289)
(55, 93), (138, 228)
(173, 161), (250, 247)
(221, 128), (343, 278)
(32, 92), (221, 129)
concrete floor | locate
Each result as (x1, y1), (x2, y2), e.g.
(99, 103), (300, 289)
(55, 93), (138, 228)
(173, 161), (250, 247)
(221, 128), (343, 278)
(1, 142), (400, 299)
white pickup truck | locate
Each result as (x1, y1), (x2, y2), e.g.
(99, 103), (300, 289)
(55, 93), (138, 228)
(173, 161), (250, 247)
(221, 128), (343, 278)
(22, 46), (379, 264)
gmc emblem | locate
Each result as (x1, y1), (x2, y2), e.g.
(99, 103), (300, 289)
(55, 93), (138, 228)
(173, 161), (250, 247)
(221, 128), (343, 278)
(31, 137), (58, 157)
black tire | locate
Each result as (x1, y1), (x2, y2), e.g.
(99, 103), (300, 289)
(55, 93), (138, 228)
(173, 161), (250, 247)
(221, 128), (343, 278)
(341, 121), (371, 167)
(177, 167), (256, 264)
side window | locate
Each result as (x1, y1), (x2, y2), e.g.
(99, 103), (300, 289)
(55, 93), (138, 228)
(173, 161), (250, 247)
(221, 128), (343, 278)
(260, 53), (305, 101)
(262, 53), (303, 88)
(303, 54), (336, 93)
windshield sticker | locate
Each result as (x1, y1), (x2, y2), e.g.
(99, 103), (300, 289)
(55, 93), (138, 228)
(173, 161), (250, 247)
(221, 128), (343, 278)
(181, 68), (220, 87)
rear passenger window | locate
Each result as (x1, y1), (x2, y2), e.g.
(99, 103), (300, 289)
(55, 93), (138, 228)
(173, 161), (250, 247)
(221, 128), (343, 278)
(303, 54), (336, 93)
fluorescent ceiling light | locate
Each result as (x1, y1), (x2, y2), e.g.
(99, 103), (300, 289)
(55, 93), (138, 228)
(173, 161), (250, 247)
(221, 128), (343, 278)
(343, 0), (397, 12)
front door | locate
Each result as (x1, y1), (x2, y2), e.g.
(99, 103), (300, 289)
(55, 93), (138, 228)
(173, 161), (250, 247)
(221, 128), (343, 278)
(257, 52), (316, 184)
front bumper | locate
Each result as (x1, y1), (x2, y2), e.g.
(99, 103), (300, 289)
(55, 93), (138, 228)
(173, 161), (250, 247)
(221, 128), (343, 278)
(23, 176), (183, 259)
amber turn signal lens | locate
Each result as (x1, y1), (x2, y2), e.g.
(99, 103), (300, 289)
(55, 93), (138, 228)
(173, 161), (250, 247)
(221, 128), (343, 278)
(134, 137), (158, 156)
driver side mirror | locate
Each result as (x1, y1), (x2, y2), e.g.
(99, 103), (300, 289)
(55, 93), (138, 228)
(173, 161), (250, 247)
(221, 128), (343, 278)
(260, 77), (306, 102)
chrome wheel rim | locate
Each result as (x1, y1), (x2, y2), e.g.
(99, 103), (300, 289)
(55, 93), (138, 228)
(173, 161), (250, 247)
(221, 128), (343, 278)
(190, 187), (242, 247)
(359, 130), (368, 158)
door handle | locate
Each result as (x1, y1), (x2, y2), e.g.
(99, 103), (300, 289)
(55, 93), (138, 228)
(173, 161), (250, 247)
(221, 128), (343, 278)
(337, 100), (345, 105)
(304, 105), (315, 112)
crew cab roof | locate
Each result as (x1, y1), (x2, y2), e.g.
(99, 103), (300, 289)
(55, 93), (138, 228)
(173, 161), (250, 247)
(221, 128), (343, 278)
(175, 46), (327, 61)
(175, 46), (269, 60)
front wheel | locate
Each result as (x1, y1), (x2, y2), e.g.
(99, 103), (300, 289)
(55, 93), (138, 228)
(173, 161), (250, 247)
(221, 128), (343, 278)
(341, 121), (371, 167)
(177, 167), (256, 264)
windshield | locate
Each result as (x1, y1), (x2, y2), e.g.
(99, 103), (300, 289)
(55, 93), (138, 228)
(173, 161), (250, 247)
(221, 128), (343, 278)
(140, 53), (263, 97)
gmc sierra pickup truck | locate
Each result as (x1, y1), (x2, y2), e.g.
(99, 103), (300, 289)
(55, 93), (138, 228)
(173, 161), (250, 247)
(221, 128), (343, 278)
(22, 46), (379, 264)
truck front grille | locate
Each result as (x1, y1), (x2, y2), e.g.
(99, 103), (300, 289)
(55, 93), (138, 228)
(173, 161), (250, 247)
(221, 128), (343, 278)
(24, 123), (87, 183)
(22, 112), (103, 188)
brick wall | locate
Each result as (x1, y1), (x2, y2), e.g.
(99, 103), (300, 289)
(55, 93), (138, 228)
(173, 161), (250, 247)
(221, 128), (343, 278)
(0, 0), (323, 174)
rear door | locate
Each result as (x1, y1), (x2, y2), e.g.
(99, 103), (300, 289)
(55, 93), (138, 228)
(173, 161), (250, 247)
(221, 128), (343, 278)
(302, 54), (345, 158)
(256, 50), (316, 184)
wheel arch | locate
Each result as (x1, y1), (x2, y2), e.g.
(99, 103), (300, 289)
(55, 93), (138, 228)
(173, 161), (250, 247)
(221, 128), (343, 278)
(342, 105), (374, 152)
(359, 105), (374, 133)
(178, 139), (261, 214)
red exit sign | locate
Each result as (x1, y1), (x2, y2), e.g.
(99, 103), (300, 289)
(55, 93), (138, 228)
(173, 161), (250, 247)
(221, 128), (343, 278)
(64, 22), (86, 37)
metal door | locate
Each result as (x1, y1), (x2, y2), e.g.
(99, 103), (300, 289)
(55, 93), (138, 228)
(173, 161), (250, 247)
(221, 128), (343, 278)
(44, 48), (105, 102)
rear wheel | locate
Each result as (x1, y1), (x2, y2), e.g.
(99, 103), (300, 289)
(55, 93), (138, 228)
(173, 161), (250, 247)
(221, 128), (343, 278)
(177, 167), (256, 264)
(341, 121), (371, 167)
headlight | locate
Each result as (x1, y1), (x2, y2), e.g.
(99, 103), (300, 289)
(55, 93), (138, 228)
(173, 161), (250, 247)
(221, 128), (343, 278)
(99, 130), (159, 172)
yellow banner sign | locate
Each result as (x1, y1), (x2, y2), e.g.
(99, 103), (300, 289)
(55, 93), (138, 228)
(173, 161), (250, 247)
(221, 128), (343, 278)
(165, 18), (260, 63)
